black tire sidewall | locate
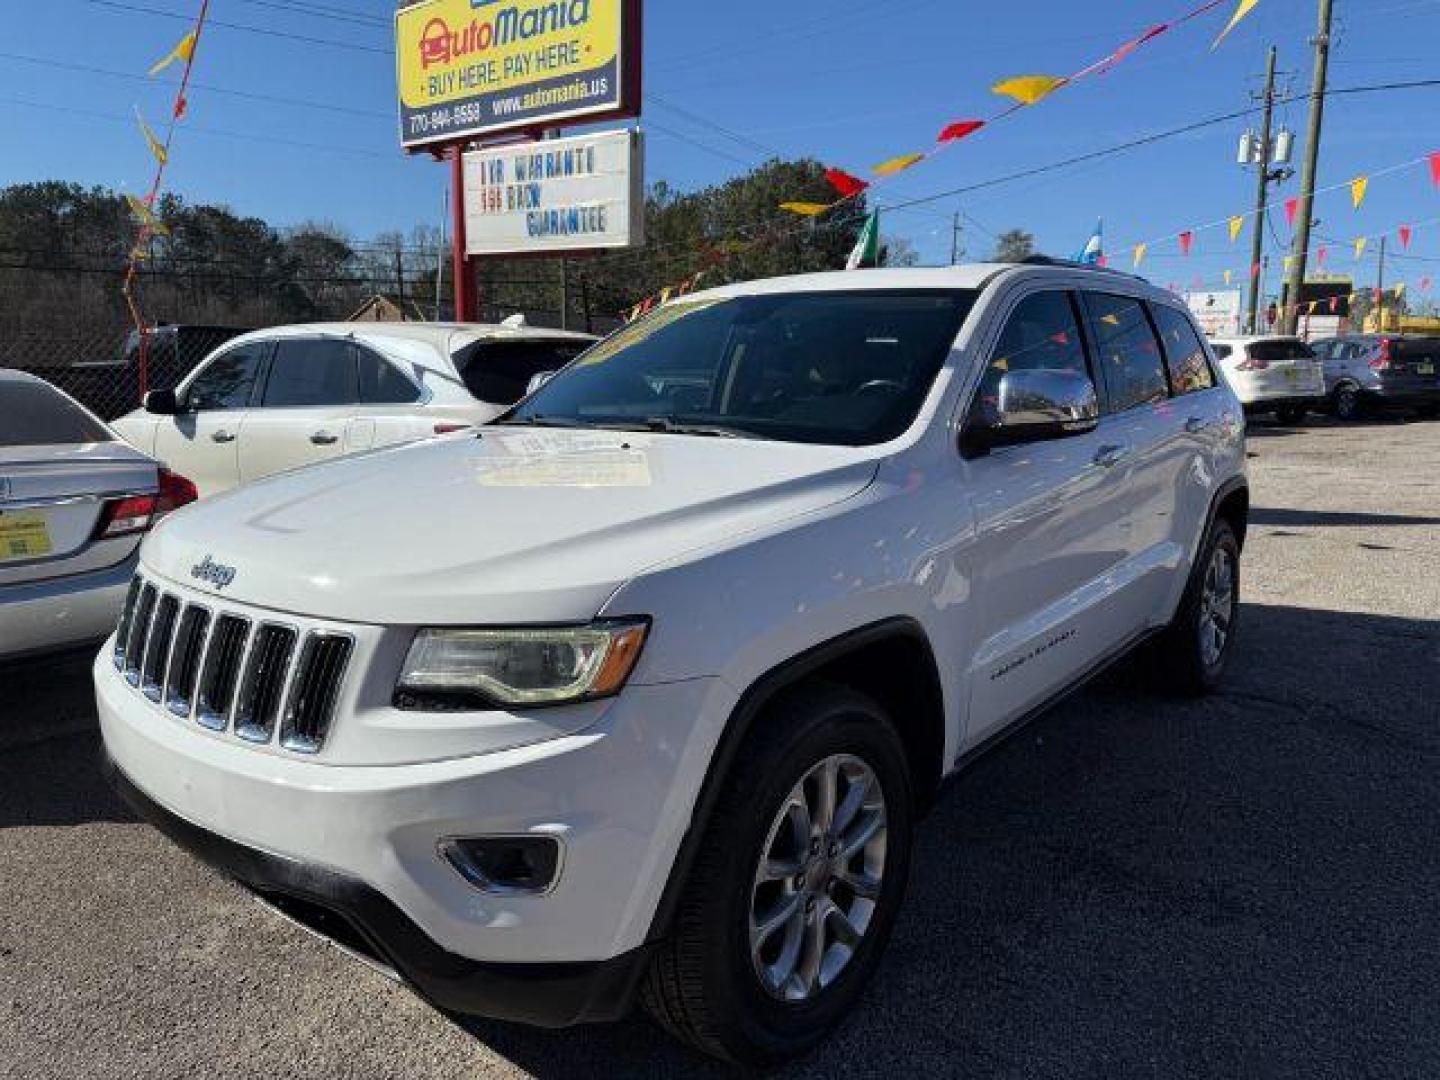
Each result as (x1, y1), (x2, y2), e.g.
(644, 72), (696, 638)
(698, 691), (914, 1064)
(1189, 520), (1240, 689)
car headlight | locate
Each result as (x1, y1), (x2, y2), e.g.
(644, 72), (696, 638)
(395, 619), (650, 709)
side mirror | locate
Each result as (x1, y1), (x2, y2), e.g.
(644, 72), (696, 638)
(962, 369), (1099, 456)
(143, 388), (179, 415)
(525, 371), (557, 395)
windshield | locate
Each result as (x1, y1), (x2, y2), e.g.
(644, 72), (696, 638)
(503, 290), (976, 445)
(0, 379), (113, 448)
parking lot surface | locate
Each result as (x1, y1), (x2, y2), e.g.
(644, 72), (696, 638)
(2, 416), (1438, 1079)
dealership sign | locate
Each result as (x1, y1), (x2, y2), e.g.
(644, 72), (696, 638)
(462, 128), (644, 255)
(1185, 289), (1243, 337)
(395, 0), (640, 150)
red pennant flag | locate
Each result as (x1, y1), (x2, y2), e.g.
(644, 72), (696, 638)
(1179, 231), (1193, 255)
(1250, 261), (1262, 279)
(173, 94), (188, 120)
(824, 168), (869, 198)
(1284, 198), (1299, 227)
(1399, 224), (1413, 249)
(1421, 276), (1434, 293)
(1430, 151), (1440, 187)
(1049, 331), (1070, 346)
(1096, 254), (1109, 268)
(1317, 244), (1328, 268)
(938, 120), (985, 143)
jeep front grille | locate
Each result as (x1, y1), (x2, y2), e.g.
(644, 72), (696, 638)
(113, 576), (351, 754)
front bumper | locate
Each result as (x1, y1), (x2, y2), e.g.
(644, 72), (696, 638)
(105, 754), (654, 1026)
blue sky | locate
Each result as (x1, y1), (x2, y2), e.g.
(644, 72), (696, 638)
(2, 0), (1438, 297)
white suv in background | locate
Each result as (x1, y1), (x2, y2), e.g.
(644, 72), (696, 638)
(1208, 334), (1326, 424)
(111, 320), (596, 496)
(98, 262), (1248, 1066)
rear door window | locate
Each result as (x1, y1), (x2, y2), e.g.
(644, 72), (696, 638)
(186, 342), (267, 411)
(0, 379), (113, 447)
(456, 340), (593, 405)
(1080, 293), (1170, 412)
(262, 339), (359, 408)
(1150, 304), (1216, 394)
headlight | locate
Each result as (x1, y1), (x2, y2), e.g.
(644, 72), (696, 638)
(395, 619), (650, 709)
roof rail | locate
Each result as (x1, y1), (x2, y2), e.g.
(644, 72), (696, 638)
(1014, 254), (1148, 283)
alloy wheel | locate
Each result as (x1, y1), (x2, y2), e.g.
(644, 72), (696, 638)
(749, 754), (888, 1003)
(1198, 545), (1236, 668)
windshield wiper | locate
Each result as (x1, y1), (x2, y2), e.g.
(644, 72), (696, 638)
(607, 417), (756, 439)
(494, 415), (602, 430)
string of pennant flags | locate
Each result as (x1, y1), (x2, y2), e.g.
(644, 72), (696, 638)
(121, 1), (211, 393)
(778, 0), (1259, 218)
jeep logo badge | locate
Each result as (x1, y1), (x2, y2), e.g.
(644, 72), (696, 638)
(191, 555), (237, 590)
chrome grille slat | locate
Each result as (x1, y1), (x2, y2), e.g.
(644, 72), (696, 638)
(114, 574), (351, 755)
(141, 595), (180, 701)
(123, 583), (158, 686)
(281, 634), (353, 754)
(197, 615), (251, 731)
(234, 624), (298, 744)
(164, 606), (211, 717)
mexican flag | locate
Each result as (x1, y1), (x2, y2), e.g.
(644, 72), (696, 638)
(846, 210), (880, 270)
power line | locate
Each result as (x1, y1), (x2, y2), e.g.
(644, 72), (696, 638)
(76, 0), (392, 55)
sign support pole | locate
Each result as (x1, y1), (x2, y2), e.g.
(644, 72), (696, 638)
(450, 146), (475, 321)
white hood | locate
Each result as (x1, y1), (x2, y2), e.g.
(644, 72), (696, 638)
(140, 427), (879, 624)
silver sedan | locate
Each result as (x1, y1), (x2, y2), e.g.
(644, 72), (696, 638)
(1, 371), (197, 660)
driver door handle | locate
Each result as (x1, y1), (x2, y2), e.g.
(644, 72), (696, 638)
(309, 430), (339, 446)
(210, 429), (236, 444)
(1093, 443), (1131, 469)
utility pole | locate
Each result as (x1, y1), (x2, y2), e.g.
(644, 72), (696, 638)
(435, 186), (448, 322)
(1374, 234), (1387, 332)
(394, 248), (406, 312)
(559, 259), (570, 330)
(950, 211), (964, 265)
(1246, 46), (1279, 334)
(1282, 0), (1334, 335)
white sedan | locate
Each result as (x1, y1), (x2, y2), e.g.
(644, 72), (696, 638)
(112, 319), (597, 497)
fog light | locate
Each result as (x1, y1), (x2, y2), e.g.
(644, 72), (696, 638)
(439, 836), (561, 895)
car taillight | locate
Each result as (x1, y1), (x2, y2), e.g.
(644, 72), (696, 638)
(94, 468), (197, 540)
(154, 468), (198, 518)
(1368, 338), (1394, 371)
(1235, 353), (1268, 371)
(433, 422), (471, 435)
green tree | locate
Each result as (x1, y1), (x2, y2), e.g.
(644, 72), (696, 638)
(991, 228), (1036, 262)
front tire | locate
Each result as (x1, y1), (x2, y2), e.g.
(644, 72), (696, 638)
(641, 684), (914, 1066)
(1152, 518), (1240, 696)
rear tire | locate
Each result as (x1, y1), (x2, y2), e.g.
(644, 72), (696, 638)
(1275, 404), (1306, 425)
(1152, 518), (1240, 697)
(641, 683), (914, 1066)
(1332, 383), (1364, 422)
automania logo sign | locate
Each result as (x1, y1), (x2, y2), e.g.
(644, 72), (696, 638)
(419, 0), (594, 70)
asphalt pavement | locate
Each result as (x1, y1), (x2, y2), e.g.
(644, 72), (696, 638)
(2, 414), (1438, 1079)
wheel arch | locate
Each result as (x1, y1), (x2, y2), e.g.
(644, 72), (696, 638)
(645, 617), (946, 944)
(1210, 475), (1250, 551)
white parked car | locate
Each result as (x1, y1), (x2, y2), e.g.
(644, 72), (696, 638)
(111, 319), (597, 496)
(1, 371), (196, 660)
(98, 263), (1248, 1065)
(1207, 334), (1325, 423)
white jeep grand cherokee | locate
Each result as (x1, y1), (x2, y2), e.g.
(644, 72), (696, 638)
(97, 262), (1247, 1066)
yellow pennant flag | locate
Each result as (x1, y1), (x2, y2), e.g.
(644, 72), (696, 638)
(1228, 215), (1244, 243)
(872, 153), (926, 177)
(1350, 175), (1369, 210)
(124, 193), (168, 235)
(1213, 0), (1261, 48)
(1223, 269), (1233, 285)
(149, 30), (197, 77)
(1354, 236), (1368, 259)
(135, 110), (167, 166)
(779, 201), (832, 217)
(1283, 254), (1295, 273)
(991, 75), (1066, 106)
(1132, 242), (1148, 268)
